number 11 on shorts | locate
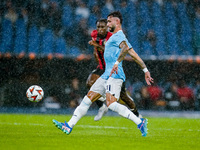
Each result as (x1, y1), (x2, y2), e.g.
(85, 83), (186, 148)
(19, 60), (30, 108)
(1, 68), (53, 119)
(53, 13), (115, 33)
(106, 85), (111, 92)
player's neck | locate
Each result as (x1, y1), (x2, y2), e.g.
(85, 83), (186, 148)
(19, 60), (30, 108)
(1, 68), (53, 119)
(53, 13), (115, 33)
(98, 32), (107, 39)
(113, 25), (122, 34)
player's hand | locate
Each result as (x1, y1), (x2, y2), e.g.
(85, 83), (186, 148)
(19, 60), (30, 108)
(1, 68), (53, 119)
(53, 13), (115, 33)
(145, 71), (154, 85)
(88, 40), (99, 47)
(109, 64), (118, 77)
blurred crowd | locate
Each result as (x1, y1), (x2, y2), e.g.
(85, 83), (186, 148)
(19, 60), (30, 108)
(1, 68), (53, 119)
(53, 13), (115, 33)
(126, 79), (200, 111)
(0, 0), (200, 57)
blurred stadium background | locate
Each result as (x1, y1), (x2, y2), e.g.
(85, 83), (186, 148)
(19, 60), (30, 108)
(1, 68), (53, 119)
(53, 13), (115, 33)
(0, 0), (200, 113)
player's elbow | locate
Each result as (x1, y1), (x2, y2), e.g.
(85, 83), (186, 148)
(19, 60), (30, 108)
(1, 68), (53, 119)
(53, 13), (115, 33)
(128, 48), (138, 56)
(122, 46), (130, 55)
(120, 41), (130, 53)
(124, 46), (130, 53)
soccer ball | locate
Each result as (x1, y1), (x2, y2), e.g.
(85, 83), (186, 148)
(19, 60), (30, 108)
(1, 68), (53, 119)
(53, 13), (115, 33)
(26, 85), (44, 102)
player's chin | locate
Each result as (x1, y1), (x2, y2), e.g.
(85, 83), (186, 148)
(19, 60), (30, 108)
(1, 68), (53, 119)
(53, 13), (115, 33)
(99, 33), (104, 37)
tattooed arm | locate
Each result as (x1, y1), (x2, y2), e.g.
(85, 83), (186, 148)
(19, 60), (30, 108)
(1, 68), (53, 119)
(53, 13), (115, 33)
(128, 48), (146, 69)
(109, 41), (130, 76)
(109, 41), (154, 85)
(116, 41), (130, 63)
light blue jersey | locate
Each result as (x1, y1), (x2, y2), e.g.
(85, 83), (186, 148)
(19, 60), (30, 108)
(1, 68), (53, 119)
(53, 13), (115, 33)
(101, 30), (132, 82)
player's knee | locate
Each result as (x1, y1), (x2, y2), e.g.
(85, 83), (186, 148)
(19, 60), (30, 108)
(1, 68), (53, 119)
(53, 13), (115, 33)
(87, 91), (101, 102)
(106, 93), (117, 107)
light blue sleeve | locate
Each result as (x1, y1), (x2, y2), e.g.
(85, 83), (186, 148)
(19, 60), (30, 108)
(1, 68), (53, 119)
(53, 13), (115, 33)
(115, 32), (132, 49)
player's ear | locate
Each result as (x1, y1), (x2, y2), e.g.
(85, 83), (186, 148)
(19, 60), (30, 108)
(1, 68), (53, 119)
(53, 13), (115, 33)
(116, 18), (120, 25)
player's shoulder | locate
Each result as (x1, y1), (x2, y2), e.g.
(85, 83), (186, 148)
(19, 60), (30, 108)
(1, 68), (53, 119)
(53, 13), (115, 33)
(114, 30), (126, 39)
(118, 30), (125, 36)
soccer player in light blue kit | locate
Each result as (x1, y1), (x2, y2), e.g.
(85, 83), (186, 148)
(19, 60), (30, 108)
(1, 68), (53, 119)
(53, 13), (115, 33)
(53, 11), (154, 137)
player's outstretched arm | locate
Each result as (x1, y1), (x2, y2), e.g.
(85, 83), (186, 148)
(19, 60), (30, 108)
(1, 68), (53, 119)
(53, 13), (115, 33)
(88, 40), (105, 63)
(88, 40), (105, 51)
(128, 48), (154, 85)
(110, 41), (130, 77)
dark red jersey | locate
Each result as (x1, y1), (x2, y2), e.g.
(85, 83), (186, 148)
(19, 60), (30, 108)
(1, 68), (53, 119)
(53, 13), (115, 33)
(91, 30), (112, 70)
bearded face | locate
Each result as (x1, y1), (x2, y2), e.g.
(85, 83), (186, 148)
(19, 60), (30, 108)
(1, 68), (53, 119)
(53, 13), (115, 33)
(108, 25), (115, 32)
(107, 16), (116, 33)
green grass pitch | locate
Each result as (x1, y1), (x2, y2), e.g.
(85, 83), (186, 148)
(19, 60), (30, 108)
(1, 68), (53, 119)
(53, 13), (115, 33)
(0, 113), (200, 150)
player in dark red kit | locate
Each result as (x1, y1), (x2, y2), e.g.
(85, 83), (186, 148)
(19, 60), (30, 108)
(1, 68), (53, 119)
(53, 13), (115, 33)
(87, 19), (140, 121)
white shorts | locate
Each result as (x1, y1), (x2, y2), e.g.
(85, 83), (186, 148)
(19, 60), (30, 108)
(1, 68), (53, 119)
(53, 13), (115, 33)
(89, 77), (123, 101)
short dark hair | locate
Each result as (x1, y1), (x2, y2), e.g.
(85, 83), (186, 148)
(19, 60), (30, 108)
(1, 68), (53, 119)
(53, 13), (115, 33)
(107, 11), (123, 24)
(96, 18), (107, 25)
